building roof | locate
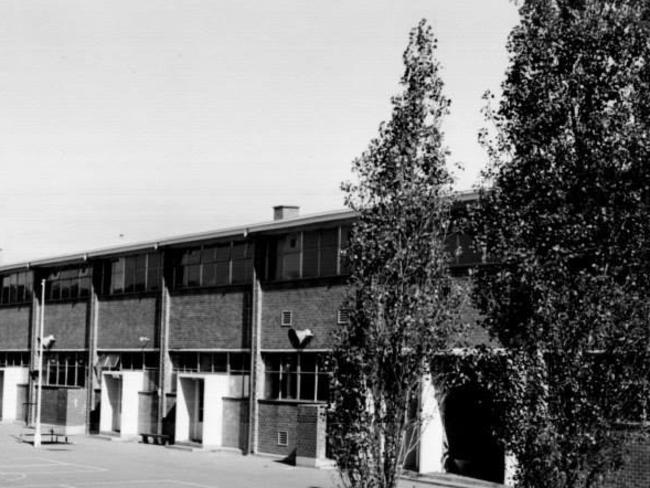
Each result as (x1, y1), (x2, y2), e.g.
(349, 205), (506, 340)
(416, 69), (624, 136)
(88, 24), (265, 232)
(0, 190), (478, 273)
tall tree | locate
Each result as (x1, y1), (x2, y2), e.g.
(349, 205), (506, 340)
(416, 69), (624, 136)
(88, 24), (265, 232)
(329, 19), (459, 488)
(471, 1), (650, 487)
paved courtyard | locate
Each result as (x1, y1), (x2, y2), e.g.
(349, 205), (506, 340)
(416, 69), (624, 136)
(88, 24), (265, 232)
(0, 423), (479, 488)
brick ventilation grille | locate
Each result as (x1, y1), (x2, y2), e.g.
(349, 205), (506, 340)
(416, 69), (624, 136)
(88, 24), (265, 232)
(337, 308), (350, 324)
(281, 310), (293, 327)
(277, 430), (289, 446)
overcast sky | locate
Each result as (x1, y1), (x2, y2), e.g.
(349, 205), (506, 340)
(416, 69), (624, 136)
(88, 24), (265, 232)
(0, 0), (519, 265)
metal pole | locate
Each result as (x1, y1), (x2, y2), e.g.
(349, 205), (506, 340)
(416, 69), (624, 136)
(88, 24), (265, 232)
(34, 279), (45, 448)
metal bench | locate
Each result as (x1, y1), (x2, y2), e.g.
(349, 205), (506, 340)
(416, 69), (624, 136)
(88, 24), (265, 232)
(139, 433), (170, 445)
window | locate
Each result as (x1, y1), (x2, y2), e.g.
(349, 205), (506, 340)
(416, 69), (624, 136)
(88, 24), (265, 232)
(43, 352), (86, 387)
(169, 351), (250, 397)
(104, 252), (161, 295)
(0, 271), (32, 306)
(266, 225), (352, 281)
(0, 351), (29, 367)
(264, 353), (329, 402)
(96, 352), (159, 391)
(172, 241), (252, 289)
(45, 267), (90, 301)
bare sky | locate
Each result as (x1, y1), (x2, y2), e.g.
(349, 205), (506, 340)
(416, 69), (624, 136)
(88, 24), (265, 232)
(0, 0), (519, 265)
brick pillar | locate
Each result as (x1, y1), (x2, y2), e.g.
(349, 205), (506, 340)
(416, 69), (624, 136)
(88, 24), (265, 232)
(296, 404), (330, 468)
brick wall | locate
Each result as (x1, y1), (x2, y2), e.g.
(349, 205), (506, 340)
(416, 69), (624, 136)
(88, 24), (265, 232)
(258, 401), (299, 456)
(97, 297), (159, 348)
(0, 306), (31, 349)
(41, 386), (86, 427)
(169, 290), (250, 349)
(605, 432), (650, 488)
(222, 397), (248, 450)
(261, 283), (347, 350)
(296, 403), (326, 459)
(44, 302), (89, 349)
(137, 391), (158, 434)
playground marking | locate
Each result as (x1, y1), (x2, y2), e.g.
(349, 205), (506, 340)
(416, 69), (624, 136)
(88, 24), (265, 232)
(0, 481), (215, 488)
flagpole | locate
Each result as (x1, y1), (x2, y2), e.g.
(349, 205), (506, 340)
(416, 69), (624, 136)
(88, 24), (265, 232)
(34, 278), (45, 448)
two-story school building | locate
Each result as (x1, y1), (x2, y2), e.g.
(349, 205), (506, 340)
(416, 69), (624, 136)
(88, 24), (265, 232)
(0, 195), (500, 477)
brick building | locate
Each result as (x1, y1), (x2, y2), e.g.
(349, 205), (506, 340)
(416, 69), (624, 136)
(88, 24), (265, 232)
(0, 198), (647, 486)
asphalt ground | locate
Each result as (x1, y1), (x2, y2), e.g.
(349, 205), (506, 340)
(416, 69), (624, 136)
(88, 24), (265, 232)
(0, 423), (463, 488)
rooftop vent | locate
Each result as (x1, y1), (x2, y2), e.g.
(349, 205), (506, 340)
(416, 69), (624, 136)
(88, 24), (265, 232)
(273, 205), (300, 221)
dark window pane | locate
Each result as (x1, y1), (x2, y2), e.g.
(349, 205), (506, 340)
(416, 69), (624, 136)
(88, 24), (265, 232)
(50, 281), (60, 300)
(202, 246), (217, 264)
(79, 276), (90, 297)
(111, 259), (124, 294)
(301, 354), (317, 373)
(203, 263), (217, 286)
(216, 261), (230, 285)
(282, 372), (298, 399)
(124, 257), (136, 292)
(9, 274), (17, 303)
(303, 245), (318, 278)
(300, 373), (315, 401)
(340, 226), (352, 275)
(320, 245), (338, 276)
(231, 242), (246, 260)
(134, 268), (146, 292)
(317, 373), (330, 401)
(147, 266), (160, 291)
(265, 373), (279, 399)
(216, 243), (231, 262)
(213, 353), (228, 372)
(282, 253), (301, 279)
(185, 264), (201, 287)
(184, 249), (201, 265)
(60, 279), (71, 299)
(231, 258), (251, 284)
(69, 278), (79, 298)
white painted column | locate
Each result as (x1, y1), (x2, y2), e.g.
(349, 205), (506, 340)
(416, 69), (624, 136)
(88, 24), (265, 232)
(505, 452), (518, 486)
(202, 374), (228, 447)
(119, 371), (144, 437)
(417, 375), (446, 474)
(175, 376), (190, 443)
(99, 373), (114, 433)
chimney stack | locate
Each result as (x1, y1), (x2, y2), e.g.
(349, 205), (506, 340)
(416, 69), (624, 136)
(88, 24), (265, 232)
(273, 205), (300, 221)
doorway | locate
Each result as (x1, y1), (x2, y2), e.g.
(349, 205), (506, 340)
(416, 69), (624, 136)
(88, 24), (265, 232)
(105, 375), (122, 433)
(181, 377), (204, 443)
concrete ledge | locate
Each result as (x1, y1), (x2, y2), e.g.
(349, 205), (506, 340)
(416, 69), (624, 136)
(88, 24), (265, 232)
(295, 456), (336, 469)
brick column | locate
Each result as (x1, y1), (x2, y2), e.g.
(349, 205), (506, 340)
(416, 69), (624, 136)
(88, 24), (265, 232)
(296, 404), (330, 468)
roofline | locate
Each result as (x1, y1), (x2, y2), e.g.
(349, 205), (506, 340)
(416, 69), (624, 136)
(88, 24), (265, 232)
(0, 191), (478, 273)
(0, 208), (356, 272)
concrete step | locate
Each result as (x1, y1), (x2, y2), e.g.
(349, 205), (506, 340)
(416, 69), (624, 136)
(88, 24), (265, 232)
(402, 472), (506, 488)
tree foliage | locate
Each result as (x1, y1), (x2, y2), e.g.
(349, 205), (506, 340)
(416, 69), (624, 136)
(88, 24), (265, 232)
(329, 19), (459, 488)
(468, 1), (650, 487)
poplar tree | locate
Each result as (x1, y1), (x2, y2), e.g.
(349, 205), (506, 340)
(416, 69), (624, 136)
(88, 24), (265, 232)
(470, 2), (650, 487)
(329, 19), (458, 488)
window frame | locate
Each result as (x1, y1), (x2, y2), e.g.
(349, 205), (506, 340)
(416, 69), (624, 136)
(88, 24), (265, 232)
(104, 252), (162, 296)
(0, 270), (33, 306)
(263, 352), (329, 402)
(44, 266), (91, 302)
(172, 241), (252, 290)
